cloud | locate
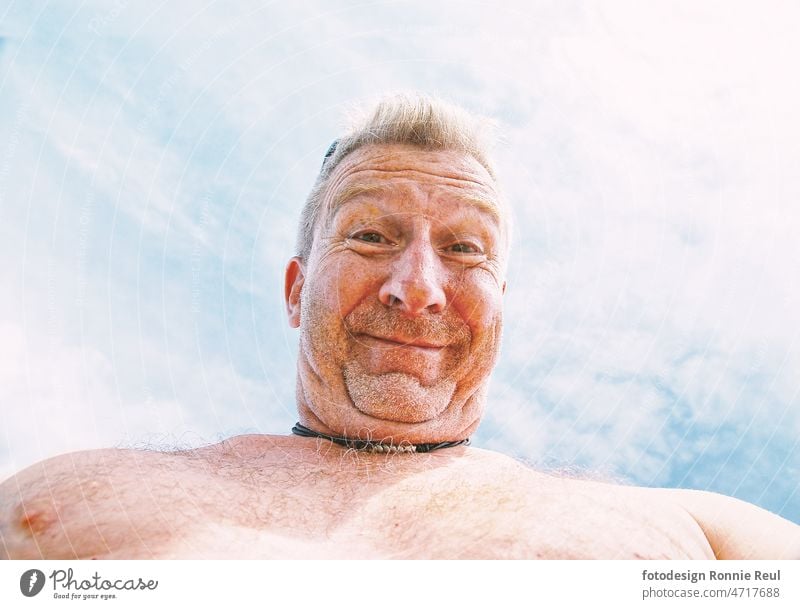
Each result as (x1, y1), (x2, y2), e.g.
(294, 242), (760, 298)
(1, 0), (798, 520)
(0, 315), (295, 482)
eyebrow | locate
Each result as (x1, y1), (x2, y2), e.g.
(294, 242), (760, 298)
(328, 182), (502, 226)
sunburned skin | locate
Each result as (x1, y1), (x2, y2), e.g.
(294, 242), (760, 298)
(2, 435), (798, 559)
(287, 145), (507, 445)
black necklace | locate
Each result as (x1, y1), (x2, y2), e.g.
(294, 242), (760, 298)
(291, 423), (469, 454)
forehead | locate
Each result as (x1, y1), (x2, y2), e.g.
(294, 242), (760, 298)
(321, 144), (503, 225)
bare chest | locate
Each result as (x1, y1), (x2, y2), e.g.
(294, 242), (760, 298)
(8, 444), (713, 559)
(170, 448), (713, 560)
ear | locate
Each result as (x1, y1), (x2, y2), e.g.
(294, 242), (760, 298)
(284, 257), (305, 328)
(502, 281), (507, 295)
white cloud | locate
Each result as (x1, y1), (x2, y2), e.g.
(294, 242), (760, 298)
(0, 321), (179, 480)
(1, 0), (798, 518)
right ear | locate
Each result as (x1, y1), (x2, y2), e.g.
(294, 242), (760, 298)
(284, 257), (305, 328)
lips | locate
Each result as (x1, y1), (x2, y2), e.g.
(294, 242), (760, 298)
(344, 303), (471, 352)
(356, 333), (446, 350)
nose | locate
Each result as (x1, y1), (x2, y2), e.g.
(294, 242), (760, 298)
(378, 238), (446, 316)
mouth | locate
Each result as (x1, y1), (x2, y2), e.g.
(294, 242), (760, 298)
(356, 333), (446, 351)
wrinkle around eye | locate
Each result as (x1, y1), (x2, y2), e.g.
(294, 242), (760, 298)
(352, 231), (391, 245)
(345, 230), (399, 251)
(446, 242), (483, 255)
(439, 240), (489, 265)
(314, 236), (352, 265)
(456, 252), (504, 282)
(481, 258), (506, 287)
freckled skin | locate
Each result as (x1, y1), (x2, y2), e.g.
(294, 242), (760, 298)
(285, 144), (507, 444)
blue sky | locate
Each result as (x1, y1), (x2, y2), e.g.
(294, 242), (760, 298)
(0, 1), (798, 521)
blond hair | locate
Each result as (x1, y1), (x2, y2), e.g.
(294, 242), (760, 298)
(295, 93), (502, 260)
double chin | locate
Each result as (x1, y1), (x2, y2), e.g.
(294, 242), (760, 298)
(342, 362), (456, 423)
(295, 311), (492, 442)
(295, 348), (488, 443)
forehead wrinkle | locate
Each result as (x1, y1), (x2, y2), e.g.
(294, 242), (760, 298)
(333, 145), (492, 185)
(353, 166), (491, 187)
(328, 182), (389, 221)
(446, 191), (502, 228)
(314, 146), (507, 255)
(327, 180), (502, 230)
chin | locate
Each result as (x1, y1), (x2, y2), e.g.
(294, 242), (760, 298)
(343, 367), (456, 426)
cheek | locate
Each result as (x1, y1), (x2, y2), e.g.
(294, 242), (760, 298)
(449, 274), (504, 335)
(310, 257), (383, 319)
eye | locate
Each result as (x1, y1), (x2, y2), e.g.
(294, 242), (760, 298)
(350, 231), (394, 246)
(447, 242), (483, 255)
(356, 232), (384, 243)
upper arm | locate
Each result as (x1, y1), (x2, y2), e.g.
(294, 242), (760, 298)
(666, 488), (800, 559)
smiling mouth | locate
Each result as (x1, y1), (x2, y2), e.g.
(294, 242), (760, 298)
(356, 334), (446, 350)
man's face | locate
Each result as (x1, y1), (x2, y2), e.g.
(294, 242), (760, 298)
(285, 144), (507, 443)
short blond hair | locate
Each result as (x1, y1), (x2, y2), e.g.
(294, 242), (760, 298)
(295, 93), (502, 260)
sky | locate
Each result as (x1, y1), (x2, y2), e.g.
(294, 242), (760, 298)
(0, 0), (798, 522)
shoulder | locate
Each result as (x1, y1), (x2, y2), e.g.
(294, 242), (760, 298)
(0, 447), (199, 559)
(181, 434), (291, 459)
(464, 449), (799, 559)
(0, 447), (162, 519)
(652, 487), (800, 559)
(0, 436), (293, 559)
(1, 446), (196, 504)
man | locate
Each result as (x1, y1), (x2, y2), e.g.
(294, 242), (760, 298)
(1, 94), (798, 559)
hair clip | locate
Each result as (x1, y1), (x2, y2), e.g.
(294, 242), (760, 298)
(321, 139), (338, 168)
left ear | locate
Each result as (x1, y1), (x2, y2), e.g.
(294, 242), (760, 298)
(284, 257), (305, 328)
